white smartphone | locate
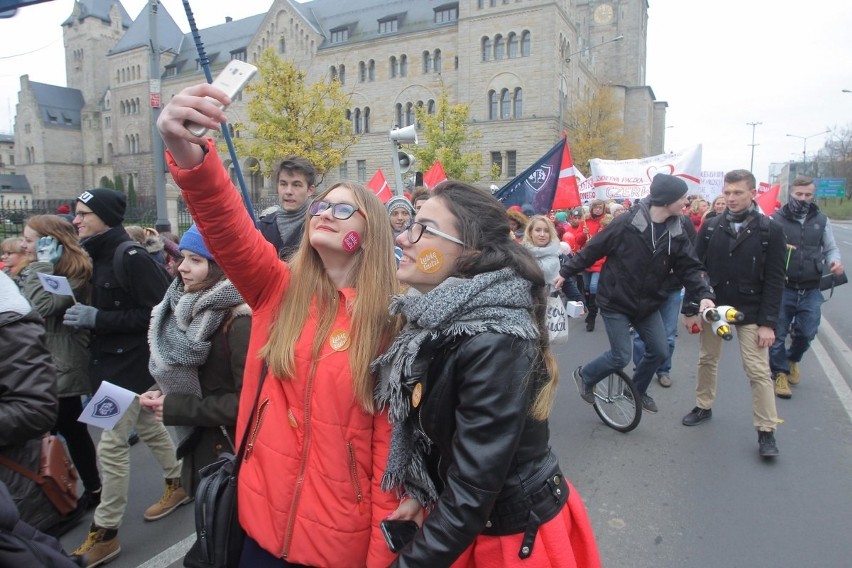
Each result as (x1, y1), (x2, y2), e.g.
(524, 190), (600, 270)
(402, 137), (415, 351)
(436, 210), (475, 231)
(185, 59), (257, 137)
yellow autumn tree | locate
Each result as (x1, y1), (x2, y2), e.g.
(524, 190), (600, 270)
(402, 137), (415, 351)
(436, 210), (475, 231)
(231, 49), (357, 179)
(564, 86), (641, 177)
(412, 89), (482, 182)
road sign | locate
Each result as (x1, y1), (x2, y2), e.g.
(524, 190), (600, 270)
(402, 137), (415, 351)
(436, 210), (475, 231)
(814, 178), (846, 198)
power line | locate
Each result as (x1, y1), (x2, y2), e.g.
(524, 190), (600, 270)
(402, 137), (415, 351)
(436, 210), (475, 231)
(0, 38), (61, 60)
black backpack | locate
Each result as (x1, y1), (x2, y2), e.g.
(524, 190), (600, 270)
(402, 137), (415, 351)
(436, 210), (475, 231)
(112, 241), (172, 293)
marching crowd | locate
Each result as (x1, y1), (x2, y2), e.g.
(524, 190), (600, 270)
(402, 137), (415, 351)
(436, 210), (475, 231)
(0, 80), (845, 568)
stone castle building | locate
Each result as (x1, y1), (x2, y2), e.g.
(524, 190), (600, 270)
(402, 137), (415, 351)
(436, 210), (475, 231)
(14, 0), (666, 202)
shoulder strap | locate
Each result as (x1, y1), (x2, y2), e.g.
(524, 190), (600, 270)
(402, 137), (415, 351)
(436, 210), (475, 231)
(112, 241), (143, 292)
(0, 455), (43, 487)
(234, 361), (269, 473)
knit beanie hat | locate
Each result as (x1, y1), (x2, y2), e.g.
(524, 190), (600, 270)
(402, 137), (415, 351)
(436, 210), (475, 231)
(649, 174), (688, 206)
(179, 224), (214, 260)
(387, 195), (414, 215)
(555, 211), (568, 223)
(76, 188), (126, 227)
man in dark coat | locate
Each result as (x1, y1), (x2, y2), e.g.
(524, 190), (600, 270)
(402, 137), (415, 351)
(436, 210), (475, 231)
(559, 174), (715, 416)
(681, 169), (786, 458)
(257, 156), (317, 260)
(64, 189), (187, 567)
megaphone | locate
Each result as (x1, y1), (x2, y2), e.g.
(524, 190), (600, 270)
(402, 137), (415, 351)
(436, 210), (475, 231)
(711, 319), (734, 341)
(389, 124), (418, 145)
(398, 151), (415, 173)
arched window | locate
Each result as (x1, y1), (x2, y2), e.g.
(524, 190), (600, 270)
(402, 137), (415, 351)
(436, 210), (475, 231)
(488, 90), (497, 120)
(513, 88), (523, 118)
(423, 51), (431, 73)
(395, 103), (403, 126)
(390, 56), (398, 78)
(507, 32), (518, 58)
(416, 100), (424, 128)
(330, 66), (338, 81)
(364, 107), (370, 133)
(521, 31), (531, 56)
(345, 109), (352, 133)
(500, 89), (510, 119)
(400, 55), (408, 77)
(354, 108), (362, 134)
(368, 60), (375, 81)
(405, 102), (414, 126)
(494, 35), (505, 60)
(339, 64), (346, 84)
(359, 61), (366, 82)
(121, 68), (126, 82)
(279, 37), (286, 53)
(482, 37), (491, 62)
(428, 99), (436, 115)
(434, 49), (442, 73)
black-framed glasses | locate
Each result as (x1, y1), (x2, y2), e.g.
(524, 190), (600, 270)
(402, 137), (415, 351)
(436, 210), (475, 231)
(309, 200), (365, 220)
(74, 210), (95, 219)
(405, 221), (464, 246)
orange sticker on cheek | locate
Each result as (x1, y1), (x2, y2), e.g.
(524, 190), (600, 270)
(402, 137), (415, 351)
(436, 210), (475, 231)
(417, 249), (443, 273)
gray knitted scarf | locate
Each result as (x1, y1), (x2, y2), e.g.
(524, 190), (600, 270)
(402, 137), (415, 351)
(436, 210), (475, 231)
(372, 267), (539, 505)
(148, 278), (247, 445)
(276, 201), (311, 248)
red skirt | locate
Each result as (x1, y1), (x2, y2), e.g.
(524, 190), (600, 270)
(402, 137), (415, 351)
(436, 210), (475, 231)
(450, 481), (601, 568)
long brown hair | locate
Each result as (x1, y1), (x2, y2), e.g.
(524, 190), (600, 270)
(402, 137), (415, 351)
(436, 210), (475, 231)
(259, 182), (399, 413)
(432, 181), (558, 420)
(25, 215), (92, 289)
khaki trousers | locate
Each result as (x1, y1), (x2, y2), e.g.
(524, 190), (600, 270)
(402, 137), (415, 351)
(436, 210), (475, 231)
(695, 323), (778, 432)
(94, 398), (182, 529)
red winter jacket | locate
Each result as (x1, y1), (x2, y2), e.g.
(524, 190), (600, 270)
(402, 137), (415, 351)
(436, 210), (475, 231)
(167, 142), (397, 568)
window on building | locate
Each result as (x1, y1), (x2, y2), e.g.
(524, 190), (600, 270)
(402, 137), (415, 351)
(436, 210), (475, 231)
(482, 37), (492, 62)
(395, 103), (403, 126)
(488, 90), (497, 120)
(357, 159), (367, 182)
(368, 59), (375, 81)
(330, 66), (338, 81)
(454, 55), (459, 69)
(423, 51), (431, 74)
(434, 49), (442, 73)
(416, 101), (424, 128)
(428, 99), (436, 115)
(500, 89), (511, 119)
(330, 28), (349, 43)
(364, 107), (370, 133)
(354, 108), (362, 134)
(390, 56), (398, 78)
(337, 64), (345, 84)
(434, 6), (458, 23)
(507, 32), (518, 57)
(8, 155), (14, 166)
(231, 50), (247, 61)
(378, 18), (398, 34)
(345, 109), (352, 134)
(405, 102), (414, 127)
(494, 35), (505, 59)
(491, 151), (502, 176)
(490, 0), (497, 6)
(477, 0), (484, 8)
(521, 31), (531, 56)
(513, 88), (523, 118)
(400, 54), (408, 77)
(339, 161), (348, 179)
(164, 65), (177, 77)
(279, 37), (286, 53)
(359, 61), (367, 82)
(507, 151), (517, 177)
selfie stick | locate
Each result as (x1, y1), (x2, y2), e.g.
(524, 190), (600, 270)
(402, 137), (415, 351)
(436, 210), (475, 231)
(182, 0), (257, 223)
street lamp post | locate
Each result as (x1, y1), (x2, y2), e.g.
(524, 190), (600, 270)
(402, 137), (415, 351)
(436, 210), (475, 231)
(746, 121), (762, 172)
(786, 130), (830, 175)
(558, 35), (624, 135)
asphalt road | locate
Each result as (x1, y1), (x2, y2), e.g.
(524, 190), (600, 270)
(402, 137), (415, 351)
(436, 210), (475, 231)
(60, 269), (852, 567)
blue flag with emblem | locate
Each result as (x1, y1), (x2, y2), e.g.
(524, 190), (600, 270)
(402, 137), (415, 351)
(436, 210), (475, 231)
(494, 138), (566, 214)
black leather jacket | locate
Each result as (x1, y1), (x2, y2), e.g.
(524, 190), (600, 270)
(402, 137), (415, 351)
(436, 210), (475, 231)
(392, 333), (568, 567)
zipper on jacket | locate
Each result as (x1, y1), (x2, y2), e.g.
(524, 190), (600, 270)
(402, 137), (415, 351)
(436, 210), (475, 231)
(347, 441), (364, 514)
(244, 398), (270, 461)
(281, 362), (318, 558)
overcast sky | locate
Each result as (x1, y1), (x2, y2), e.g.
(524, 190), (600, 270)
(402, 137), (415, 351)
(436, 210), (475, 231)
(2, 0), (850, 182)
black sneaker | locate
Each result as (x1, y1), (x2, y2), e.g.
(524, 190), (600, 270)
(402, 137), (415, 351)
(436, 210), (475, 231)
(573, 367), (595, 404)
(640, 394), (658, 414)
(758, 430), (779, 458)
(682, 406), (712, 426)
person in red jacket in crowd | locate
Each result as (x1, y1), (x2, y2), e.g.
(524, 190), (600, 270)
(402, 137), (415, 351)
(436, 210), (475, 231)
(157, 84), (402, 568)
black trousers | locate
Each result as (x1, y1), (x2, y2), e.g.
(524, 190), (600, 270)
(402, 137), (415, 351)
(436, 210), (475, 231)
(52, 396), (100, 492)
(240, 536), (312, 567)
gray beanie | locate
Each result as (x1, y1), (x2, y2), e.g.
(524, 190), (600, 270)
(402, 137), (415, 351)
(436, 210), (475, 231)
(649, 174), (688, 206)
(386, 195), (414, 215)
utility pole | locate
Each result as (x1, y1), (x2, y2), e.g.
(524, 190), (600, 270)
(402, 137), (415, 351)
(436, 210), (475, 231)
(148, 0), (170, 232)
(746, 121), (762, 173)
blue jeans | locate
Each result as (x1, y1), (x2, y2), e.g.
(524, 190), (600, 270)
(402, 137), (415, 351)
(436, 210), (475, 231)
(769, 287), (824, 376)
(633, 288), (683, 376)
(582, 309), (668, 395)
(583, 271), (600, 295)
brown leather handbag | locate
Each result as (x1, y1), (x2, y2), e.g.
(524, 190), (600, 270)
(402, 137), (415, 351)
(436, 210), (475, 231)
(0, 434), (79, 515)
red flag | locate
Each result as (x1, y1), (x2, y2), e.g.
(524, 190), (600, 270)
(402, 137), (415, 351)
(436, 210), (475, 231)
(756, 183), (780, 216)
(552, 136), (581, 209)
(423, 161), (448, 189)
(367, 169), (392, 203)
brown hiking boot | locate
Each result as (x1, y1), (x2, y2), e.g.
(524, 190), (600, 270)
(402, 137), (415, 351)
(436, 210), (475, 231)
(775, 373), (792, 399)
(70, 524), (120, 567)
(143, 477), (191, 521)
(788, 361), (800, 385)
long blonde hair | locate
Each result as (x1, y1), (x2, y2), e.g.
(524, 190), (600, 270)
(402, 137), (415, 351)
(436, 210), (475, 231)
(259, 182), (399, 413)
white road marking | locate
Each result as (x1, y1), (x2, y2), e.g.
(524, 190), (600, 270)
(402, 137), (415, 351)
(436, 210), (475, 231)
(136, 533), (195, 568)
(813, 317), (852, 422)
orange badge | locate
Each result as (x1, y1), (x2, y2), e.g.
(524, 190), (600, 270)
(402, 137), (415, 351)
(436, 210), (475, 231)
(411, 382), (423, 408)
(329, 329), (351, 351)
(417, 249), (443, 273)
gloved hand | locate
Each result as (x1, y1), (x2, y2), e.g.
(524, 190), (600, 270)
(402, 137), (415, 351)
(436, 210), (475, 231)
(63, 304), (98, 329)
(36, 236), (64, 265)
